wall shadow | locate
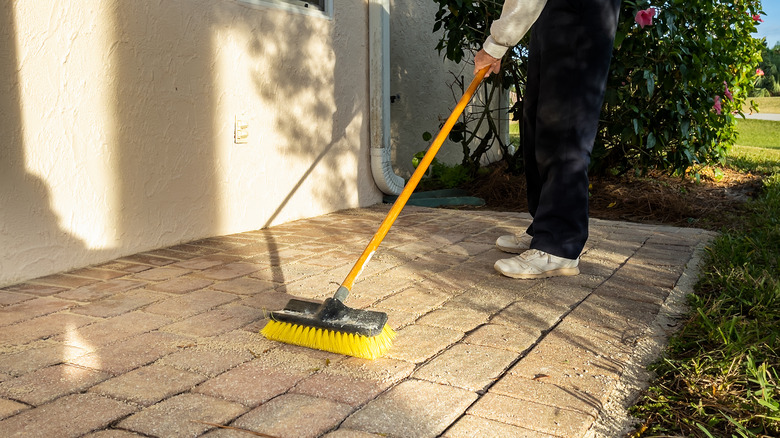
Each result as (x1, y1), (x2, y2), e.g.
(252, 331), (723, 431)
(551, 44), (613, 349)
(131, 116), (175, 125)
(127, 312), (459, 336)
(109, 1), (221, 252)
(0, 3), (89, 286)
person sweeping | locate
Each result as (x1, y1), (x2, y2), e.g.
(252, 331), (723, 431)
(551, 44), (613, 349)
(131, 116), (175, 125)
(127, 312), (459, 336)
(473, 0), (622, 279)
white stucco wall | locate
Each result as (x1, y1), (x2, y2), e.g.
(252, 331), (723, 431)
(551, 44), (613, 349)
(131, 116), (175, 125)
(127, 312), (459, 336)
(389, 0), (509, 176)
(389, 0), (465, 176)
(0, 0), (381, 287)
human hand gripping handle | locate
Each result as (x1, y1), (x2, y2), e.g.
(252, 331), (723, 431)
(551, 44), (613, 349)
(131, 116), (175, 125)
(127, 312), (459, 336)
(474, 49), (501, 77)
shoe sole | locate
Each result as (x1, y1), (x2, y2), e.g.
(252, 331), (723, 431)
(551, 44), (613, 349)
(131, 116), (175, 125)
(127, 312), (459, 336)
(494, 266), (580, 279)
(495, 243), (528, 254)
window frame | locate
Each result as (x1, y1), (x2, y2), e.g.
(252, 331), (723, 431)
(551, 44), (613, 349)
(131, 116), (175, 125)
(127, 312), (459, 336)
(236, 0), (333, 19)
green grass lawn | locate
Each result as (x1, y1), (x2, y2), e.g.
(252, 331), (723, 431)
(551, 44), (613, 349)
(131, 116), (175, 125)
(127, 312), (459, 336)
(736, 119), (780, 149)
(743, 96), (780, 113)
(631, 120), (780, 437)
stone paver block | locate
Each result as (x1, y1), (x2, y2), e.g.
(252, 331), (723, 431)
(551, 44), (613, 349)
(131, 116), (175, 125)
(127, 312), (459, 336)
(464, 323), (540, 354)
(69, 331), (191, 375)
(594, 279), (669, 305)
(118, 253), (177, 267)
(197, 262), (263, 280)
(0, 343), (88, 376)
(414, 343), (517, 392)
(366, 306), (417, 330)
(0, 313), (96, 347)
(385, 324), (462, 363)
(144, 290), (238, 318)
(0, 393), (136, 438)
(416, 306), (490, 332)
(0, 297), (76, 327)
(239, 291), (301, 312)
(583, 246), (637, 265)
(194, 360), (308, 407)
(0, 364), (110, 405)
(630, 246), (693, 266)
(211, 277), (277, 295)
(299, 249), (354, 268)
(231, 393), (352, 438)
(55, 279), (145, 302)
(56, 311), (172, 348)
(612, 262), (683, 289)
(325, 357), (415, 387)
(352, 272), (419, 303)
(131, 266), (191, 281)
(292, 371), (393, 407)
(96, 260), (152, 273)
(198, 329), (277, 356)
(194, 347), (328, 406)
(90, 363), (206, 406)
(505, 332), (624, 403)
(250, 263), (327, 284)
(0, 398), (28, 420)
(147, 276), (214, 294)
(72, 289), (167, 318)
(118, 393), (246, 438)
(342, 379), (477, 438)
(66, 267), (127, 281)
(162, 304), (258, 337)
(322, 430), (386, 438)
(82, 430), (148, 438)
(576, 293), (661, 330)
(444, 414), (557, 438)
(31, 273), (99, 289)
(440, 242), (494, 257)
(491, 300), (565, 333)
(280, 274), (336, 300)
(172, 255), (241, 270)
(0, 291), (35, 307)
(375, 285), (448, 316)
(445, 286), (518, 315)
(468, 392), (593, 437)
(158, 347), (254, 377)
(1, 283), (67, 297)
(490, 373), (602, 417)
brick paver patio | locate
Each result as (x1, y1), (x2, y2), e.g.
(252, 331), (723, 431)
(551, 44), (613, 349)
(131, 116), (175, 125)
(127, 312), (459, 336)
(0, 205), (715, 437)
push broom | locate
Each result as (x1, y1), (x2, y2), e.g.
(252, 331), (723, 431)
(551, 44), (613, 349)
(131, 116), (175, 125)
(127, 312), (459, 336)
(261, 67), (490, 359)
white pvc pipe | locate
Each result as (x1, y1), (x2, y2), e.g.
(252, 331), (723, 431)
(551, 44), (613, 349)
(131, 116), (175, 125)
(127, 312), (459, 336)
(368, 0), (404, 195)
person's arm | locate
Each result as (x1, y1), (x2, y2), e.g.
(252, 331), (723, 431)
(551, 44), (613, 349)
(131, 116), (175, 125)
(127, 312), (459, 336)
(474, 0), (548, 76)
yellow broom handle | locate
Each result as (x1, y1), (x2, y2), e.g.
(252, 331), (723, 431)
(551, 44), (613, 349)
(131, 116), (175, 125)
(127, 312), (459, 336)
(337, 67), (489, 297)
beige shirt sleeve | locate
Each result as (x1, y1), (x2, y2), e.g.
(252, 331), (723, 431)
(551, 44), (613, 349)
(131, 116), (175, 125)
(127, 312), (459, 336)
(482, 0), (549, 58)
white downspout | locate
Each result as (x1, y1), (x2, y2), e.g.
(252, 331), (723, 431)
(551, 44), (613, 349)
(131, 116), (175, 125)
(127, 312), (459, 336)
(368, 0), (404, 195)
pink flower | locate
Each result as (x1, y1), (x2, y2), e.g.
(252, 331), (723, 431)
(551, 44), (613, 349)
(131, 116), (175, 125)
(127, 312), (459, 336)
(713, 95), (722, 115)
(635, 8), (656, 28)
(753, 14), (763, 23)
(757, 68), (765, 76)
(723, 82), (733, 101)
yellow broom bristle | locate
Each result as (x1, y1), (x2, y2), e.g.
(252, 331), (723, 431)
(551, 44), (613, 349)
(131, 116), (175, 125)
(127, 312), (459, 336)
(260, 320), (396, 360)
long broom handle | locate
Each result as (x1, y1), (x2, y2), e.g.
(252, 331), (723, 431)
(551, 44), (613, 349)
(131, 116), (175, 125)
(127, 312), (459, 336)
(334, 67), (489, 302)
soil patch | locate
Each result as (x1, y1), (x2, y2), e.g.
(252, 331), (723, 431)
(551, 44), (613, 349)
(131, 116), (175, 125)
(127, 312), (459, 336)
(464, 164), (764, 230)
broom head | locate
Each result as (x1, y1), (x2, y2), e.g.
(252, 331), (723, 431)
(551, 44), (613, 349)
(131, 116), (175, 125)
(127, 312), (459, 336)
(261, 298), (395, 360)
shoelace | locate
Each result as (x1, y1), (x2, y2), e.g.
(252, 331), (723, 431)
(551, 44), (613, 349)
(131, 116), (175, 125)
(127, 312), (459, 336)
(517, 249), (546, 261)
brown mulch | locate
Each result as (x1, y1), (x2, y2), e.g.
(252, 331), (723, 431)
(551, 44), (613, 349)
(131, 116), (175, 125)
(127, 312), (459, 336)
(465, 164), (765, 231)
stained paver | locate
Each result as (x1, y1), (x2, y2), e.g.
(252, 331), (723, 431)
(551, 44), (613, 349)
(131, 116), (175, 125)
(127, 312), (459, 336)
(0, 205), (715, 437)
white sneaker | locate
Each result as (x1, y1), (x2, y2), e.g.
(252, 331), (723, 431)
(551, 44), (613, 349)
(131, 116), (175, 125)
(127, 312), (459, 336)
(495, 234), (532, 254)
(494, 249), (579, 279)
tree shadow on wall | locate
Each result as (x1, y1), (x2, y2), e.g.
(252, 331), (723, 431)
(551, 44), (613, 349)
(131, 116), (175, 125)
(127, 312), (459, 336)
(0, 3), (89, 286)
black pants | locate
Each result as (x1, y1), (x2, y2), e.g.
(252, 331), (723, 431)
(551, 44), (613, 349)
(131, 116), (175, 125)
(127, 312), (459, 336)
(523, 0), (621, 259)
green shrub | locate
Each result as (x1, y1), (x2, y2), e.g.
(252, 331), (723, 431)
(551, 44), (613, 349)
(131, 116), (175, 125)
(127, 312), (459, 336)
(595, 0), (765, 176)
(431, 0), (766, 177)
